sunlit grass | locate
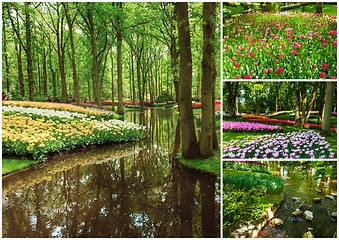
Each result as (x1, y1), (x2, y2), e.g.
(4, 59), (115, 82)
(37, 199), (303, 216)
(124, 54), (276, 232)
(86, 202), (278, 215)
(2, 159), (39, 174)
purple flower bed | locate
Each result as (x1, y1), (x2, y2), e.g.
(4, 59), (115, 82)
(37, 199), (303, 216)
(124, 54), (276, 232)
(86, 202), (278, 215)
(223, 130), (335, 159)
(223, 121), (283, 133)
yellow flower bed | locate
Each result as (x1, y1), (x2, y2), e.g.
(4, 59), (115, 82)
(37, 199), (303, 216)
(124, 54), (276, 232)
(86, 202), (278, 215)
(241, 114), (269, 119)
(3, 101), (102, 115)
(2, 112), (141, 160)
(289, 111), (319, 116)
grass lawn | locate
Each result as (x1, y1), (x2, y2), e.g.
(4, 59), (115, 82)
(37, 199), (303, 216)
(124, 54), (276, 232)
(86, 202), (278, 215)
(2, 159), (39, 175)
(224, 5), (244, 18)
(293, 4), (337, 16)
(179, 149), (220, 175)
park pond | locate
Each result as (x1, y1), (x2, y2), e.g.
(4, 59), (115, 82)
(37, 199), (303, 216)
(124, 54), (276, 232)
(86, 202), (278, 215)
(258, 162), (337, 238)
(2, 108), (220, 238)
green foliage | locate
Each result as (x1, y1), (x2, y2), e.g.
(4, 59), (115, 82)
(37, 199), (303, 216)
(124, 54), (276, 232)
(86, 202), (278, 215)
(223, 161), (271, 174)
(223, 173), (284, 195)
(223, 184), (267, 235)
(2, 159), (39, 174)
(155, 91), (173, 103)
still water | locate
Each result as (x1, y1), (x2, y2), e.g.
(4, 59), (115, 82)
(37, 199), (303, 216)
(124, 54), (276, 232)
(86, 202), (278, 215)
(258, 162), (337, 238)
(2, 108), (220, 238)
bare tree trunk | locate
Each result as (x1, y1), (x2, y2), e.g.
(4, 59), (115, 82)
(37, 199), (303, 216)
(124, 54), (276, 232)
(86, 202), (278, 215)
(25, 2), (34, 101)
(177, 2), (199, 159)
(64, 3), (80, 105)
(110, 49), (115, 111)
(42, 35), (48, 96)
(199, 2), (216, 157)
(16, 43), (25, 97)
(305, 82), (319, 123)
(116, 2), (124, 115)
(321, 82), (334, 136)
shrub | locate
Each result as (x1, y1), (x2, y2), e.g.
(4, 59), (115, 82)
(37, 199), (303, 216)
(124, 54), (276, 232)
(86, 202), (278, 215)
(223, 173), (284, 195)
(155, 91), (173, 103)
(223, 161), (271, 174)
(223, 184), (267, 232)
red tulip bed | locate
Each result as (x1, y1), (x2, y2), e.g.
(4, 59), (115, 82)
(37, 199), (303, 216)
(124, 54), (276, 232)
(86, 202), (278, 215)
(243, 118), (337, 132)
(223, 11), (337, 79)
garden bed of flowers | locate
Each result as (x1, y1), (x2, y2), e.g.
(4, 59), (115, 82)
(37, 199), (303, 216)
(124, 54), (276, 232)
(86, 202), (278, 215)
(2, 103), (146, 161)
(223, 11), (337, 79)
(223, 121), (283, 133)
(244, 118), (337, 131)
(223, 130), (335, 159)
(3, 101), (102, 115)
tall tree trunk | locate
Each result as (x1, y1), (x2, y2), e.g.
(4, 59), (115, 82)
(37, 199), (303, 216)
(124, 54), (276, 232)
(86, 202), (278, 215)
(16, 43), (25, 97)
(177, 2), (199, 159)
(110, 49), (115, 111)
(171, 4), (179, 106)
(3, 19), (10, 93)
(321, 82), (334, 136)
(199, 2), (216, 157)
(300, 83), (307, 125)
(25, 2), (34, 101)
(131, 51), (135, 104)
(196, 71), (201, 101)
(315, 2), (323, 15)
(318, 82), (326, 123)
(226, 82), (239, 118)
(294, 82), (303, 128)
(49, 41), (56, 100)
(116, 2), (124, 115)
(305, 82), (319, 123)
(88, 8), (102, 108)
(137, 58), (144, 111)
(64, 4), (80, 105)
(42, 35), (48, 96)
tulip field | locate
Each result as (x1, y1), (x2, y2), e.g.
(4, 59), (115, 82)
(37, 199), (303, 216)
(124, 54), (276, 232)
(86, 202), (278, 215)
(223, 11), (337, 79)
(2, 101), (146, 161)
(223, 121), (283, 133)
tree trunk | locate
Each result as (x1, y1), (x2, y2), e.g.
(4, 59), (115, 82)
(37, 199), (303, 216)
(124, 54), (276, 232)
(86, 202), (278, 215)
(199, 2), (216, 157)
(42, 35), (48, 96)
(65, 4), (80, 105)
(300, 83), (307, 125)
(294, 82), (303, 128)
(171, 4), (179, 106)
(305, 82), (319, 123)
(131, 51), (135, 104)
(116, 3), (124, 115)
(315, 2), (323, 15)
(3, 19), (10, 93)
(226, 82), (239, 118)
(137, 58), (144, 111)
(16, 43), (25, 97)
(196, 71), (201, 101)
(318, 82), (326, 123)
(25, 2), (34, 101)
(88, 8), (102, 108)
(321, 82), (334, 136)
(177, 2), (199, 159)
(49, 41), (56, 100)
(110, 49), (115, 111)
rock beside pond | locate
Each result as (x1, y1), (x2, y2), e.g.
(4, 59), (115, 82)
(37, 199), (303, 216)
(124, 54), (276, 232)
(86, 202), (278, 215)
(293, 197), (301, 202)
(292, 210), (303, 217)
(304, 210), (313, 221)
(313, 197), (321, 203)
(303, 231), (314, 238)
(271, 218), (283, 226)
(316, 189), (322, 193)
(326, 195), (335, 201)
(299, 201), (307, 210)
(331, 212), (337, 218)
(308, 228), (313, 231)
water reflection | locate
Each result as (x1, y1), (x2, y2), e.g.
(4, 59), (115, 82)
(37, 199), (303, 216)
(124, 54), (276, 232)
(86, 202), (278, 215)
(258, 163), (337, 238)
(2, 109), (220, 238)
